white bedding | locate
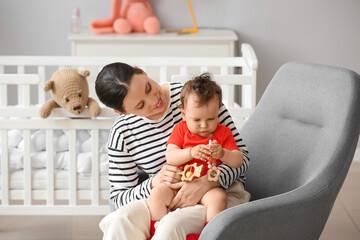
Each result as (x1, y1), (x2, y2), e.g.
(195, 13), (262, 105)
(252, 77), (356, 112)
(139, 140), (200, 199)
(0, 129), (110, 175)
(1, 169), (109, 190)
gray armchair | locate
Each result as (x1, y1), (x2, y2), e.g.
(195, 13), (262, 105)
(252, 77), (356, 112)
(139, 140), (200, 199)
(200, 62), (360, 240)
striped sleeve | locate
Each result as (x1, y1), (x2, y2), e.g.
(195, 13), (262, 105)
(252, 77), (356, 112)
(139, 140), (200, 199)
(108, 122), (152, 209)
(217, 104), (250, 189)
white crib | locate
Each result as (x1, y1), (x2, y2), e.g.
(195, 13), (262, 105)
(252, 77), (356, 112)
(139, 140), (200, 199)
(0, 44), (257, 215)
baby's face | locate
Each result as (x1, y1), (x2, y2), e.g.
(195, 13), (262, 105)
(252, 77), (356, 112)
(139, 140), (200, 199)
(182, 94), (219, 138)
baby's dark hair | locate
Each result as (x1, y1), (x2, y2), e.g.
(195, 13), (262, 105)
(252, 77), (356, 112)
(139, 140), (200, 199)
(95, 62), (143, 112)
(180, 73), (222, 109)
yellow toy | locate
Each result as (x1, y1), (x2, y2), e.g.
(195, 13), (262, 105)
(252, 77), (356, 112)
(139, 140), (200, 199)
(178, 162), (204, 181)
(166, 0), (198, 35)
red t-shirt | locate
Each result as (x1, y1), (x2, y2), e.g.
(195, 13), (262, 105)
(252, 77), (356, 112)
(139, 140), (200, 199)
(166, 121), (239, 176)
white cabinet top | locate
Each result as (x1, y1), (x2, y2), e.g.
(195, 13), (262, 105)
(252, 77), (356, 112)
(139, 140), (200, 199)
(68, 28), (238, 42)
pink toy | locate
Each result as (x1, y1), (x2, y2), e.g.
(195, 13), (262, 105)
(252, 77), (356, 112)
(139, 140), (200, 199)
(89, 0), (160, 34)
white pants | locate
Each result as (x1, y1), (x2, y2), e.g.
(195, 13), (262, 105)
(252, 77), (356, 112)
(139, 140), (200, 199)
(99, 200), (206, 240)
(99, 180), (250, 240)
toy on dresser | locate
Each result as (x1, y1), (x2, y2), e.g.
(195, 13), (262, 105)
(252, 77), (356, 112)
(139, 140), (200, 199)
(89, 0), (160, 34)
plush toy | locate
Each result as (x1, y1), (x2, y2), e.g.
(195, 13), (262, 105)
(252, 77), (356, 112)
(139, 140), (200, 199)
(89, 0), (160, 34)
(38, 68), (101, 119)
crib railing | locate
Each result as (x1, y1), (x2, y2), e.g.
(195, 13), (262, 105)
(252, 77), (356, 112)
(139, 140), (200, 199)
(0, 44), (258, 215)
(0, 74), (113, 215)
(0, 43), (257, 109)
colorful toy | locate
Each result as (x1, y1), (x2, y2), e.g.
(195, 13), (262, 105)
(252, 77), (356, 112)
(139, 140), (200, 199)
(38, 68), (101, 118)
(89, 0), (160, 34)
(178, 162), (204, 182)
(207, 140), (221, 182)
(178, 140), (221, 182)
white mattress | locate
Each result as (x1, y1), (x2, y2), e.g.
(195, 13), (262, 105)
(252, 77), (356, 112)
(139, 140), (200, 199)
(1, 169), (109, 191)
(0, 129), (110, 175)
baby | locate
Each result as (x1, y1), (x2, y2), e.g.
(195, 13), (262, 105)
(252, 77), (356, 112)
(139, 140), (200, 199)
(148, 73), (243, 224)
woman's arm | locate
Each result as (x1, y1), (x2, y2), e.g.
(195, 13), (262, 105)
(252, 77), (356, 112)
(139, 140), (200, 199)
(216, 104), (250, 189)
(108, 146), (153, 209)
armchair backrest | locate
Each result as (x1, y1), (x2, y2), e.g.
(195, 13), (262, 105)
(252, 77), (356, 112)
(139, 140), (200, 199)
(241, 62), (360, 201)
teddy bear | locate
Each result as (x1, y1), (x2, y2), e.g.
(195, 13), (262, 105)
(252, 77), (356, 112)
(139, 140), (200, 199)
(38, 68), (101, 118)
(89, 0), (160, 34)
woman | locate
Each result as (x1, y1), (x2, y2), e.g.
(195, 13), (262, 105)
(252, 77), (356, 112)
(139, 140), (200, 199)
(95, 62), (250, 240)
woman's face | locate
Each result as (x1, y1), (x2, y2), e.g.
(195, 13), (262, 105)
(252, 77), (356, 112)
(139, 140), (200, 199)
(122, 73), (168, 120)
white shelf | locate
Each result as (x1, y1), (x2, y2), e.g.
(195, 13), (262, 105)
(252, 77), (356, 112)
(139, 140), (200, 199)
(68, 28), (238, 57)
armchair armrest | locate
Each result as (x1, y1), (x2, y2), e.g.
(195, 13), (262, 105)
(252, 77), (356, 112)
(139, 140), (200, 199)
(199, 183), (335, 240)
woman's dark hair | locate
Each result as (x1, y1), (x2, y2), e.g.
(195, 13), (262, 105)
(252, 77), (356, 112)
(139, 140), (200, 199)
(180, 72), (222, 109)
(95, 62), (143, 112)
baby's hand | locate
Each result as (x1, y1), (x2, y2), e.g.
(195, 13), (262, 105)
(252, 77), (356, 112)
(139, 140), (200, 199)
(190, 144), (210, 161)
(210, 144), (225, 159)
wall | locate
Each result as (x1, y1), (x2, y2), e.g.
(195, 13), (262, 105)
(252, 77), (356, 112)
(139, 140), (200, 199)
(0, 0), (359, 102)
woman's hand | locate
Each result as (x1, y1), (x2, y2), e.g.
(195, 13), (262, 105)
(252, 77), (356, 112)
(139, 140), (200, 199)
(190, 144), (211, 162)
(151, 164), (182, 189)
(167, 175), (219, 210)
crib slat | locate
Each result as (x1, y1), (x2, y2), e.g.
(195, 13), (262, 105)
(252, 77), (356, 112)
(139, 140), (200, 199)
(23, 84), (31, 107)
(1, 130), (9, 205)
(180, 66), (187, 75)
(69, 130), (77, 205)
(0, 84), (7, 107)
(23, 130), (32, 205)
(17, 66), (25, 105)
(242, 85), (252, 108)
(0, 69), (6, 106)
(91, 130), (100, 206)
(220, 66), (228, 75)
(220, 67), (235, 108)
(38, 66), (46, 104)
(200, 66), (208, 73)
(46, 130), (55, 205)
(159, 66), (167, 83)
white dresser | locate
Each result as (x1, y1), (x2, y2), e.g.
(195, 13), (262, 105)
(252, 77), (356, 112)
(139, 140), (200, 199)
(68, 28), (238, 57)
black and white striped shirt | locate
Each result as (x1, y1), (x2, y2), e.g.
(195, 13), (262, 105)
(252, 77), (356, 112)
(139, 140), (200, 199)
(108, 82), (250, 209)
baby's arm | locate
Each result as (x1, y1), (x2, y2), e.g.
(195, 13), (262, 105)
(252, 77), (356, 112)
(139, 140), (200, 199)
(166, 144), (210, 165)
(211, 143), (243, 168)
(166, 144), (192, 165)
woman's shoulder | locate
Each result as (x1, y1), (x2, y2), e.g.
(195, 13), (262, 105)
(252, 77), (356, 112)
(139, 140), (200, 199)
(110, 114), (144, 133)
(168, 82), (183, 107)
(169, 82), (183, 90)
